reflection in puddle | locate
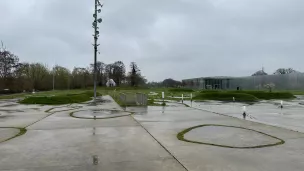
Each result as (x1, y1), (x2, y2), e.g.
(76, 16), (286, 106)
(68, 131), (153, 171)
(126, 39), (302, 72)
(93, 127), (96, 135)
(92, 155), (99, 165)
(72, 109), (130, 119)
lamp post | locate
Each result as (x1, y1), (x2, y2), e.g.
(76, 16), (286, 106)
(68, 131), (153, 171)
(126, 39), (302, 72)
(53, 65), (55, 91)
(92, 0), (103, 102)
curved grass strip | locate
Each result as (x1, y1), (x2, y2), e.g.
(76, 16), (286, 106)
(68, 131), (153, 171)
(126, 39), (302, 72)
(177, 124), (285, 149)
(70, 109), (132, 120)
(45, 106), (82, 113)
(0, 127), (27, 143)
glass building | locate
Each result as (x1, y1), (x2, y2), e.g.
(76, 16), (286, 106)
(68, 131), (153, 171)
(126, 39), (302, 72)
(182, 73), (304, 90)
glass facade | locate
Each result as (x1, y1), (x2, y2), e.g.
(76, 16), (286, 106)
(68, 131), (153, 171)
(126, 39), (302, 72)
(183, 73), (304, 90)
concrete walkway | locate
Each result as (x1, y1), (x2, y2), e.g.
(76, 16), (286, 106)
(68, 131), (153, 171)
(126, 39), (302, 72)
(133, 105), (304, 171)
(0, 97), (304, 170)
(0, 96), (186, 171)
(185, 100), (304, 133)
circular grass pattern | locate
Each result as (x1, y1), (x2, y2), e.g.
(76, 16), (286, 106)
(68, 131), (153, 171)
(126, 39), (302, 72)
(177, 124), (285, 149)
(70, 109), (132, 119)
(0, 127), (27, 143)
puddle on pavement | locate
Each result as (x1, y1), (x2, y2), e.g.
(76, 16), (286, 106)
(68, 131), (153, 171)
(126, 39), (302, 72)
(72, 109), (130, 119)
(0, 109), (24, 113)
(0, 114), (15, 119)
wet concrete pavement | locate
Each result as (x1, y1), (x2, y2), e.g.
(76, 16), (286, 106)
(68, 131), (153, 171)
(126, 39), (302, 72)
(185, 98), (304, 133)
(0, 96), (186, 171)
(0, 96), (304, 170)
(132, 105), (304, 171)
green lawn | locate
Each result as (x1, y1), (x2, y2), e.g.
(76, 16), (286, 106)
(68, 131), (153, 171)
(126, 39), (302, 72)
(1, 87), (302, 105)
(20, 91), (101, 105)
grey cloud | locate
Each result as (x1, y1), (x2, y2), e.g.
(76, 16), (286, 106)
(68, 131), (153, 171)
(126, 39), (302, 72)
(0, 0), (303, 81)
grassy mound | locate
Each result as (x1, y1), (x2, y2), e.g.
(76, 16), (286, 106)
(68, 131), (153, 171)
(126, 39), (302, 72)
(20, 91), (100, 105)
(193, 92), (258, 102)
(168, 88), (194, 92)
(230, 91), (295, 100)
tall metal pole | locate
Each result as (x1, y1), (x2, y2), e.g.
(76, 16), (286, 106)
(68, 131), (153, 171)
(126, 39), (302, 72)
(93, 0), (98, 101)
(92, 0), (103, 102)
(53, 66), (55, 91)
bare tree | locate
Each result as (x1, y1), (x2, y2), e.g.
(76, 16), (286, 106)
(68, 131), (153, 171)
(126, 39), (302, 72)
(53, 65), (71, 89)
(274, 68), (298, 75)
(112, 61), (125, 86)
(90, 61), (105, 86)
(0, 42), (19, 79)
(105, 61), (126, 86)
(71, 67), (92, 89)
(127, 62), (146, 87)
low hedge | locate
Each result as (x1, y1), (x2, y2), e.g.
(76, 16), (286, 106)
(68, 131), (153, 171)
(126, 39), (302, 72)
(230, 91), (295, 100)
(168, 88), (194, 92)
(193, 92), (259, 102)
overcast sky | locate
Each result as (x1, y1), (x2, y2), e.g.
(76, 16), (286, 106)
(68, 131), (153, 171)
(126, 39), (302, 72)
(0, 0), (303, 81)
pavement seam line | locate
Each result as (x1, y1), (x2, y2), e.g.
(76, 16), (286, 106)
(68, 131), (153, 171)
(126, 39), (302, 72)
(25, 107), (78, 128)
(0, 127), (27, 143)
(24, 113), (56, 128)
(130, 115), (189, 171)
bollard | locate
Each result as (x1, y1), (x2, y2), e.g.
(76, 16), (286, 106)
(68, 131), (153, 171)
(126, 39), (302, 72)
(280, 100), (283, 109)
(242, 106), (247, 119)
(190, 93), (193, 107)
(233, 97), (235, 102)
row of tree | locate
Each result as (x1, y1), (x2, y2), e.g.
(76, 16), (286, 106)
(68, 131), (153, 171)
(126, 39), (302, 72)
(252, 68), (300, 76)
(0, 42), (146, 93)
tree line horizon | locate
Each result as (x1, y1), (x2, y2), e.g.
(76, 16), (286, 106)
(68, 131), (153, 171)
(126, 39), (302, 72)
(0, 42), (146, 93)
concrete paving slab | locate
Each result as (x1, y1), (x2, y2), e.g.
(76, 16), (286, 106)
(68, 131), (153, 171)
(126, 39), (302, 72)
(28, 112), (139, 130)
(0, 112), (50, 128)
(187, 100), (304, 133)
(2, 159), (186, 171)
(133, 104), (304, 171)
(0, 126), (185, 170)
(0, 128), (20, 142)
